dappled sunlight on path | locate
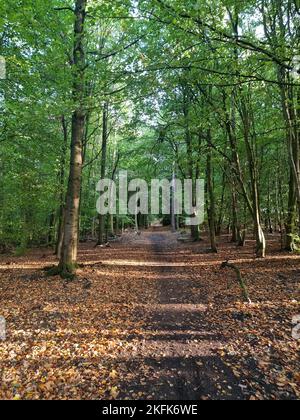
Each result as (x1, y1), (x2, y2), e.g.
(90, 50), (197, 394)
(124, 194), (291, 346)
(0, 230), (299, 400)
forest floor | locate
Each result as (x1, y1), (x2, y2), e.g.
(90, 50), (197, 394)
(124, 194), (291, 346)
(0, 228), (299, 400)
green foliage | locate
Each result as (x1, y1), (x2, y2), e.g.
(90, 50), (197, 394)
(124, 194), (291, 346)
(0, 0), (298, 250)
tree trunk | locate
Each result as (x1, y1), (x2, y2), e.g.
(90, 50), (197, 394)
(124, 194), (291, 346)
(206, 140), (218, 253)
(277, 70), (299, 251)
(262, 3), (300, 245)
(182, 81), (200, 241)
(267, 176), (273, 234)
(55, 116), (68, 256)
(135, 206), (139, 233)
(216, 173), (226, 236)
(285, 170), (297, 251)
(47, 211), (55, 246)
(58, 0), (87, 277)
(110, 215), (115, 237)
(278, 66), (300, 208)
(226, 10), (266, 257)
(239, 93), (266, 258)
(171, 163), (177, 232)
(231, 187), (238, 243)
(97, 102), (109, 245)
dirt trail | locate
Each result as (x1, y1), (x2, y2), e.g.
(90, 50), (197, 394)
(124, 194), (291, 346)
(115, 230), (243, 400)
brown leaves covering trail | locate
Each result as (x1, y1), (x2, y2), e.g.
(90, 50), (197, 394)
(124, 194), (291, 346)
(0, 229), (299, 400)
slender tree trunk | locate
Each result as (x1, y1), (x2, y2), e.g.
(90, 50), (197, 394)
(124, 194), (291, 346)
(110, 215), (115, 237)
(97, 102), (109, 245)
(182, 82), (200, 241)
(262, 1), (300, 244)
(216, 173), (226, 236)
(240, 94), (266, 258)
(285, 170), (297, 251)
(226, 10), (265, 257)
(115, 215), (120, 236)
(278, 175), (286, 250)
(108, 141), (119, 239)
(267, 177), (273, 233)
(206, 140), (218, 253)
(48, 211), (55, 246)
(135, 205), (139, 233)
(78, 112), (91, 240)
(237, 200), (247, 247)
(249, 153), (266, 257)
(277, 176), (284, 234)
(231, 187), (238, 243)
(278, 68), (300, 207)
(58, 0), (87, 277)
(223, 98), (265, 256)
(278, 70), (299, 251)
(55, 116), (68, 256)
(171, 163), (177, 232)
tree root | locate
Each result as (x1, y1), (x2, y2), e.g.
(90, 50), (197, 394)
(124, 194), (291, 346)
(221, 261), (252, 304)
(44, 264), (77, 281)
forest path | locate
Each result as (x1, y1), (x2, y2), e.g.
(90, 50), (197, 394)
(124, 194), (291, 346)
(110, 230), (243, 400)
(1, 229), (298, 400)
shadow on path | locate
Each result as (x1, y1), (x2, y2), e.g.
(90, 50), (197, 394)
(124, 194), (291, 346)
(118, 231), (244, 400)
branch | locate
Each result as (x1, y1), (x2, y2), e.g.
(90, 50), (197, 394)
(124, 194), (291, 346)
(121, 64), (299, 87)
(91, 36), (145, 63)
(221, 261), (252, 304)
(155, 0), (293, 70)
(54, 7), (74, 13)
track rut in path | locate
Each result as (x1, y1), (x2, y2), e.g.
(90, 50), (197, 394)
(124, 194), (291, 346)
(116, 231), (243, 400)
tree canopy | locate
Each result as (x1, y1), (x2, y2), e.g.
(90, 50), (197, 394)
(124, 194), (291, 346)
(0, 0), (299, 263)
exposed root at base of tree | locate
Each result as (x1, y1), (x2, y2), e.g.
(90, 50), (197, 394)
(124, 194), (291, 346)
(44, 264), (78, 281)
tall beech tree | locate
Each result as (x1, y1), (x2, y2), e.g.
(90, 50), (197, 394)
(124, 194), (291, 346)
(57, 0), (87, 276)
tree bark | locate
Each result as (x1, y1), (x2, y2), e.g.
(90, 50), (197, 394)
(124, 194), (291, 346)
(171, 163), (177, 232)
(97, 102), (109, 245)
(55, 116), (68, 257)
(231, 186), (238, 243)
(216, 172), (226, 236)
(206, 138), (218, 253)
(261, 1), (300, 249)
(182, 83), (200, 241)
(58, 0), (87, 277)
(239, 94), (266, 258)
(285, 170), (297, 251)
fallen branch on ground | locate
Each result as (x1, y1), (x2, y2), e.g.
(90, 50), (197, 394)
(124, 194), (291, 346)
(221, 261), (252, 304)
